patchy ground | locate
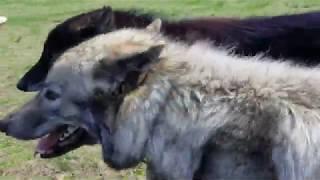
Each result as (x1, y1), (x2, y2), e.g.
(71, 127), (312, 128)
(0, 0), (320, 179)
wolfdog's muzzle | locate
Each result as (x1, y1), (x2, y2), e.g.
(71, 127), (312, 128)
(0, 99), (97, 158)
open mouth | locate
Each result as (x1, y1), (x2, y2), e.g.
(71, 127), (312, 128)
(35, 125), (97, 158)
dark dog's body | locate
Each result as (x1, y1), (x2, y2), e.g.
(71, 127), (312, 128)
(165, 12), (320, 65)
(17, 8), (320, 92)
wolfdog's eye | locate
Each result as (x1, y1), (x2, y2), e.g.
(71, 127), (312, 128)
(44, 89), (60, 101)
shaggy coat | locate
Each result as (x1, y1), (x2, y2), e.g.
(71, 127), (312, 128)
(84, 21), (320, 180)
(17, 7), (320, 92)
(14, 6), (320, 160)
(2, 20), (320, 179)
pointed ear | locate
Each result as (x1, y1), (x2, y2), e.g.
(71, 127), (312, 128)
(146, 19), (162, 33)
(69, 6), (115, 37)
(92, 45), (164, 85)
(118, 45), (164, 72)
(96, 6), (115, 33)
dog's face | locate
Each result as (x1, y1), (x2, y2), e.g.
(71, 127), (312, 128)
(0, 20), (163, 158)
(0, 82), (97, 158)
(17, 6), (115, 92)
(8, 6), (115, 158)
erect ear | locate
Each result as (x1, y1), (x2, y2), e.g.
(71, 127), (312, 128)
(95, 6), (115, 33)
(117, 45), (164, 72)
(69, 6), (115, 37)
(146, 18), (162, 33)
(92, 45), (164, 86)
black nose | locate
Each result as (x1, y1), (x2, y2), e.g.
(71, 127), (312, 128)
(17, 76), (45, 92)
(0, 120), (9, 133)
(17, 79), (42, 92)
(17, 79), (29, 91)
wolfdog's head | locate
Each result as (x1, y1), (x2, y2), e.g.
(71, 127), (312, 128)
(0, 19), (164, 158)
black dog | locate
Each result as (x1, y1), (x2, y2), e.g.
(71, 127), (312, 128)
(18, 7), (320, 92)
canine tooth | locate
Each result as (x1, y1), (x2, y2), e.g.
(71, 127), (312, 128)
(65, 130), (73, 137)
(67, 127), (75, 133)
(67, 126), (73, 131)
(59, 134), (66, 141)
(59, 126), (80, 142)
(67, 126), (79, 134)
(63, 132), (70, 137)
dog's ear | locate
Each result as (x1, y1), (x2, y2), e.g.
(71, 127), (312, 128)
(146, 19), (162, 33)
(68, 6), (115, 36)
(93, 45), (164, 87)
(117, 45), (164, 73)
(95, 6), (115, 33)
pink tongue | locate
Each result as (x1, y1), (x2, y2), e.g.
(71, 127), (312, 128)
(36, 132), (60, 154)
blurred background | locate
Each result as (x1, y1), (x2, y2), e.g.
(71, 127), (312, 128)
(0, 0), (319, 179)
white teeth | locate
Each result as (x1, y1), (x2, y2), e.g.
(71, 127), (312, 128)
(67, 126), (78, 134)
(59, 126), (79, 142)
(64, 131), (70, 137)
(59, 134), (66, 141)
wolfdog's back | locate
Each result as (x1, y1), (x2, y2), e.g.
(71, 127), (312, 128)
(150, 38), (320, 179)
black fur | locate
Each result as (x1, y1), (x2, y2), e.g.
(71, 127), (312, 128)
(17, 7), (320, 91)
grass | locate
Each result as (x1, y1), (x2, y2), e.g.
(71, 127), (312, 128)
(0, 0), (319, 179)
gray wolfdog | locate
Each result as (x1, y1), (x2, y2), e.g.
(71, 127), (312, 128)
(2, 19), (320, 180)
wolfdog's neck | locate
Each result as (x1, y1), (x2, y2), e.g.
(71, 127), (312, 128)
(156, 39), (320, 109)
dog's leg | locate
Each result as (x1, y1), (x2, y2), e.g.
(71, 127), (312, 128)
(146, 165), (165, 180)
(148, 140), (203, 180)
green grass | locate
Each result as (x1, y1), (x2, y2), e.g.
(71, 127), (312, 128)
(0, 0), (319, 178)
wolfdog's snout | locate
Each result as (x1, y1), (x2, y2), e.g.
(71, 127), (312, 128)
(0, 113), (21, 136)
(0, 103), (53, 140)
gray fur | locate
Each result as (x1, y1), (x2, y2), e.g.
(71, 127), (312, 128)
(2, 20), (320, 180)
(84, 23), (320, 180)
